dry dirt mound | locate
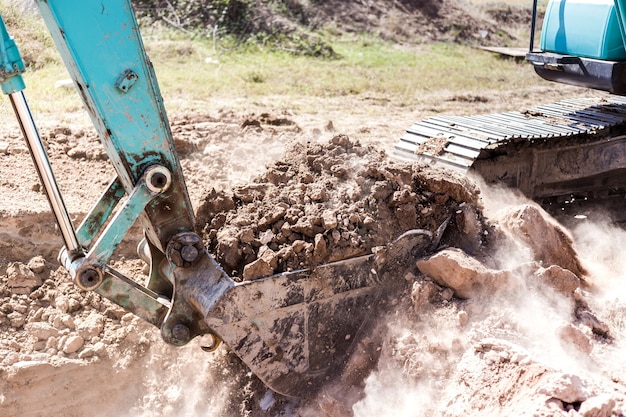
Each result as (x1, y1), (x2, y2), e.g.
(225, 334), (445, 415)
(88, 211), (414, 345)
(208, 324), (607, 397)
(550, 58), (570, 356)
(134, 0), (529, 55)
(195, 135), (484, 281)
(297, 0), (524, 45)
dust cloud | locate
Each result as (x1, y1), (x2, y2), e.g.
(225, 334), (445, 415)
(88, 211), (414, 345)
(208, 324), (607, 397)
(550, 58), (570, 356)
(351, 182), (626, 417)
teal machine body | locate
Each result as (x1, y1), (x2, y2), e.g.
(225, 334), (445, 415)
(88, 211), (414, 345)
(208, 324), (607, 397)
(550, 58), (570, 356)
(528, 0), (626, 94)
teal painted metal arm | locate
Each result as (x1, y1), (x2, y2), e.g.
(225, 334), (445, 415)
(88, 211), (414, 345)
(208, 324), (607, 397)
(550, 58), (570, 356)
(35, 0), (195, 252)
(27, 0), (209, 329)
(0, 4), (425, 396)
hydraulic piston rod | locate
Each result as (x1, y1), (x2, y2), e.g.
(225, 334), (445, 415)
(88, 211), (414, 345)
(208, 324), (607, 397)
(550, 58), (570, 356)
(9, 90), (81, 255)
(0, 14), (81, 257)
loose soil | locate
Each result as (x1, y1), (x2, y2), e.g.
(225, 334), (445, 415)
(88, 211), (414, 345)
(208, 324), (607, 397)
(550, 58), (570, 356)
(3, 1), (626, 417)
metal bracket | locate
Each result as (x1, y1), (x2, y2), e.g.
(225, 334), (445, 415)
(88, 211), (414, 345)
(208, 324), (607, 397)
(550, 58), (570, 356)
(0, 14), (25, 94)
(160, 232), (234, 346)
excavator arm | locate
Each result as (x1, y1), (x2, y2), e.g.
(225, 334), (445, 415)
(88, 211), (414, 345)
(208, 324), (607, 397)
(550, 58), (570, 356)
(0, 0), (429, 397)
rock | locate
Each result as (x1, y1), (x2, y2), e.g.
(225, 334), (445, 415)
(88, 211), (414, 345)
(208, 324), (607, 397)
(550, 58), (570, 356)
(579, 394), (616, 417)
(557, 323), (592, 355)
(78, 348), (96, 359)
(258, 246), (279, 269)
(258, 205), (287, 229)
(537, 373), (591, 403)
(63, 335), (84, 353)
(243, 246), (279, 280)
(576, 309), (610, 337)
(496, 204), (586, 278)
(54, 295), (70, 313)
(92, 341), (108, 357)
(415, 165), (482, 207)
(27, 256), (47, 274)
(322, 210), (338, 230)
(410, 280), (440, 310)
(458, 310), (469, 326)
(243, 257), (274, 280)
(0, 141), (9, 154)
(416, 248), (513, 299)
(216, 235), (241, 272)
(259, 229), (275, 245)
(454, 204), (483, 254)
(8, 311), (26, 328)
(441, 287), (454, 301)
(77, 312), (105, 341)
(533, 265), (580, 295)
(313, 234), (328, 261)
(7, 262), (43, 295)
(292, 240), (307, 253)
(25, 322), (60, 340)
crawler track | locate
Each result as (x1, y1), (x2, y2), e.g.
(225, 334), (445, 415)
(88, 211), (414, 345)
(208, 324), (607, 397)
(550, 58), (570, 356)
(395, 96), (626, 217)
(395, 96), (626, 221)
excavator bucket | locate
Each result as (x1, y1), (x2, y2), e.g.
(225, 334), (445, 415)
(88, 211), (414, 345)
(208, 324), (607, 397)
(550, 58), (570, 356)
(171, 230), (434, 397)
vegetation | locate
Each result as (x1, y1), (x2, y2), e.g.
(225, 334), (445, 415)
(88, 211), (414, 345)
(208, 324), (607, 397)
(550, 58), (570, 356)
(132, 0), (336, 57)
(0, 1), (543, 117)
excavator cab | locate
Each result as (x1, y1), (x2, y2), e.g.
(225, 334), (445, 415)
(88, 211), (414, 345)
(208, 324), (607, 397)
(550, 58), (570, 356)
(527, 0), (626, 94)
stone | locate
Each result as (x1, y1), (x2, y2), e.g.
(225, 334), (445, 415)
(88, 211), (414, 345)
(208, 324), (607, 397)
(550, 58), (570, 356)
(579, 394), (616, 417)
(313, 234), (328, 261)
(537, 373), (591, 403)
(243, 257), (274, 281)
(322, 211), (338, 230)
(77, 312), (105, 341)
(496, 204), (586, 277)
(533, 265), (580, 295)
(25, 322), (60, 340)
(558, 323), (592, 355)
(27, 256), (47, 274)
(7, 262), (43, 295)
(63, 335), (84, 353)
(8, 311), (26, 328)
(416, 248), (513, 299)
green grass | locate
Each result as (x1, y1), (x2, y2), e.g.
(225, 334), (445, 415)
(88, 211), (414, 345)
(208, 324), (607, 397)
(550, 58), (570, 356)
(0, 12), (543, 118)
(0, 0), (546, 118)
(143, 37), (540, 110)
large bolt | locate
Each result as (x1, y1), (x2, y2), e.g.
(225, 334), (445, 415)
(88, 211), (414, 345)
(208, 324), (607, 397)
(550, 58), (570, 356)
(181, 244), (199, 263)
(172, 323), (190, 342)
(167, 232), (203, 267)
(76, 267), (103, 291)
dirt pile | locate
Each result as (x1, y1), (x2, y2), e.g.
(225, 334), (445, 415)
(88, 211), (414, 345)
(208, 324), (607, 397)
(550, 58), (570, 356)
(298, 0), (525, 45)
(133, 0), (528, 54)
(188, 138), (626, 416)
(195, 135), (483, 281)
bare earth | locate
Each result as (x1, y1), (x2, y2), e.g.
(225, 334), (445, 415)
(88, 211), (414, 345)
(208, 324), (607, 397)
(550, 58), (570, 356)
(2, 73), (626, 416)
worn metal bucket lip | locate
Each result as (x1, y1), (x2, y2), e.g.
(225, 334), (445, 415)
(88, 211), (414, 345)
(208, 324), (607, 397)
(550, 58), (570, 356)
(196, 229), (436, 397)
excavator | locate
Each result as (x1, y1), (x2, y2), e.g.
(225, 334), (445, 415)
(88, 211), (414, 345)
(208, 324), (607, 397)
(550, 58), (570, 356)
(0, 0), (622, 400)
(396, 0), (626, 219)
(0, 0), (427, 399)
